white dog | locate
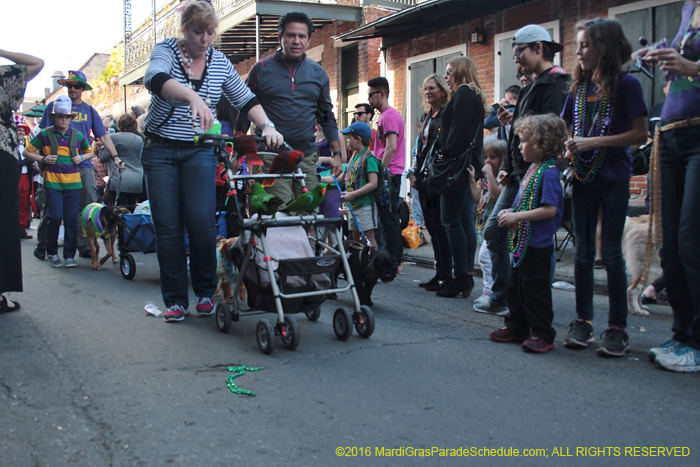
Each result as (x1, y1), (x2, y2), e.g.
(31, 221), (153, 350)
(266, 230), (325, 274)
(622, 215), (662, 316)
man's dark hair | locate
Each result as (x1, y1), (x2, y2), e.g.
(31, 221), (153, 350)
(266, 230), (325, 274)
(367, 77), (390, 95)
(526, 41), (555, 63)
(278, 12), (314, 36)
(505, 85), (521, 101)
(355, 103), (374, 118)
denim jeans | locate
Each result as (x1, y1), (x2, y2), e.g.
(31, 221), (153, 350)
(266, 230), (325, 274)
(483, 177), (519, 306)
(572, 178), (629, 328)
(440, 189), (476, 278)
(142, 142), (217, 308)
(45, 188), (80, 258)
(76, 166), (96, 254)
(419, 188), (451, 280)
(659, 123), (700, 350)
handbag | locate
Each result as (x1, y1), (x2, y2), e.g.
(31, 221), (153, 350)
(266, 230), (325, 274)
(631, 144), (651, 176)
(423, 123), (482, 195)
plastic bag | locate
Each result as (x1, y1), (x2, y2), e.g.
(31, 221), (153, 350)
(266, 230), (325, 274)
(402, 220), (422, 249)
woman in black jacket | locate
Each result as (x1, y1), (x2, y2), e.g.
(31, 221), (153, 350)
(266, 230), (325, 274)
(437, 57), (487, 298)
(410, 74), (451, 292)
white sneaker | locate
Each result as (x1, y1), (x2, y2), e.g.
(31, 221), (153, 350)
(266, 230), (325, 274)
(655, 345), (700, 372)
(474, 294), (491, 306)
(64, 258), (77, 268)
(48, 255), (63, 268)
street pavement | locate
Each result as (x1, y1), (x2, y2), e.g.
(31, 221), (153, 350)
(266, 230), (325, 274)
(1, 227), (698, 467)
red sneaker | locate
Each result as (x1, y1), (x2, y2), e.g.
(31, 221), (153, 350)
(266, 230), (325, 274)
(522, 336), (555, 353)
(489, 327), (527, 343)
(195, 297), (214, 316)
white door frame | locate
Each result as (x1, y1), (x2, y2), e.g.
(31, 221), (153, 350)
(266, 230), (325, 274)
(493, 20), (560, 100)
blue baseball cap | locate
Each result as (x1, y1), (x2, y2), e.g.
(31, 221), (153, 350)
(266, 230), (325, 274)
(339, 121), (371, 140)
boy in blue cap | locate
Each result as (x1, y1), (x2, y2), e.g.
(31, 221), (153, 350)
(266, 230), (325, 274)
(340, 122), (378, 247)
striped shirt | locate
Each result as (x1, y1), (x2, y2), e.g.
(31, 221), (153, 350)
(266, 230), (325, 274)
(144, 38), (257, 141)
(26, 127), (91, 190)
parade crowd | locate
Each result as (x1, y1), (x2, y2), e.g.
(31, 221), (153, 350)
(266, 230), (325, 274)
(2, 1), (700, 373)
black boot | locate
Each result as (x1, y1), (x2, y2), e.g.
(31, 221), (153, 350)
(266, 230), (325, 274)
(419, 275), (438, 288)
(425, 277), (449, 292)
(436, 274), (474, 298)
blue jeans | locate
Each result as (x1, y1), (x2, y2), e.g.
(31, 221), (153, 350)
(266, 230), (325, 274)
(142, 142), (217, 308)
(572, 178), (629, 328)
(484, 177), (519, 306)
(45, 188), (80, 258)
(440, 189), (476, 277)
(659, 123), (700, 350)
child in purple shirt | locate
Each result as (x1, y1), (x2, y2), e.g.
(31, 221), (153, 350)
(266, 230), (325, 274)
(488, 114), (565, 353)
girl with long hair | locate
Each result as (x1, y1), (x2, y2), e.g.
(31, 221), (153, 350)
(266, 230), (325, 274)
(560, 18), (647, 356)
(410, 74), (452, 292)
(437, 57), (487, 298)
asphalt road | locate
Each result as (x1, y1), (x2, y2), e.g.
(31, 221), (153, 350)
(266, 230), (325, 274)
(1, 239), (698, 467)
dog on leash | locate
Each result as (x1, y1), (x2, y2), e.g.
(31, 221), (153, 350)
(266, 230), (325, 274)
(81, 203), (130, 270)
(215, 236), (247, 304)
(345, 242), (397, 307)
(622, 215), (661, 316)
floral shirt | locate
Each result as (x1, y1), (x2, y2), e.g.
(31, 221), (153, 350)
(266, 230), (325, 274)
(0, 64), (29, 158)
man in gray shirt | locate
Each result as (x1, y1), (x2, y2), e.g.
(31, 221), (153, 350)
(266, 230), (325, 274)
(247, 11), (342, 202)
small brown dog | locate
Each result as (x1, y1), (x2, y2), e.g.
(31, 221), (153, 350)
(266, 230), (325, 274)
(81, 203), (130, 270)
(215, 236), (247, 304)
(622, 215), (662, 316)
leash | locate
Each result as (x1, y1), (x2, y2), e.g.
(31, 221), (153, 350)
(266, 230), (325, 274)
(334, 175), (371, 247)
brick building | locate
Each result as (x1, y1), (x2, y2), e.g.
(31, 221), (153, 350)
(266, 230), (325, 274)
(119, 0), (683, 204)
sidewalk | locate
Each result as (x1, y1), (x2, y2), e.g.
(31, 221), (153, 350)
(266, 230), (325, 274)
(402, 228), (610, 294)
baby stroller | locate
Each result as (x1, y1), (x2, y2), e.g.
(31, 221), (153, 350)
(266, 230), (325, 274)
(198, 134), (375, 354)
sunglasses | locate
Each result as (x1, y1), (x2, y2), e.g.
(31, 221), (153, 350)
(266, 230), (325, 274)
(66, 84), (84, 90)
(513, 45), (529, 59)
(55, 115), (74, 120)
(353, 112), (367, 116)
(368, 91), (382, 98)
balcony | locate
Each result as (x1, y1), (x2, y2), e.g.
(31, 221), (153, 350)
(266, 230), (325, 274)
(121, 0), (416, 86)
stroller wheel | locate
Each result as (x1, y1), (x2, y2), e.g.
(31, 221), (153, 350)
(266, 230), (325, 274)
(216, 303), (232, 333)
(355, 306), (375, 339)
(305, 306), (321, 322)
(333, 308), (353, 341)
(256, 319), (276, 354)
(280, 316), (300, 350)
(120, 254), (136, 280)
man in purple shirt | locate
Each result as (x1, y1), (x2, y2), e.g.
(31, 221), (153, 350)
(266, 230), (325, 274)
(36, 70), (121, 259)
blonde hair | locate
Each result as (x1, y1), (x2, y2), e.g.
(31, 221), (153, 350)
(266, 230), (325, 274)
(181, 1), (218, 36)
(483, 139), (507, 165)
(446, 56), (488, 118)
(421, 74), (449, 114)
(514, 114), (567, 159)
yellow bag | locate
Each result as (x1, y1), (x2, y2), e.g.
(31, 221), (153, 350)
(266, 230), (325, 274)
(402, 220), (422, 249)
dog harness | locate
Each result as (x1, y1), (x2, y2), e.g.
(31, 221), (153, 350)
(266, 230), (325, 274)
(81, 203), (116, 238)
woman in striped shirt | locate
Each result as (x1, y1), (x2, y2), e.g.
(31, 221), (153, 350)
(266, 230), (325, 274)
(142, 1), (282, 322)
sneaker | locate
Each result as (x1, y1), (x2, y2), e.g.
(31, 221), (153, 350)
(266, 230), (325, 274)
(195, 296), (214, 316)
(654, 345), (700, 373)
(596, 326), (630, 357)
(34, 248), (46, 261)
(647, 339), (683, 361)
(474, 301), (509, 316)
(163, 304), (188, 322)
(64, 258), (77, 268)
(473, 294), (491, 306)
(522, 336), (555, 353)
(47, 254), (63, 268)
(489, 327), (527, 343)
(563, 319), (594, 349)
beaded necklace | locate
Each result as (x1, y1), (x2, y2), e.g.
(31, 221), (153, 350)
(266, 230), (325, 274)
(347, 146), (370, 191)
(571, 80), (611, 183)
(179, 39), (212, 129)
(508, 159), (556, 267)
(475, 180), (494, 231)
